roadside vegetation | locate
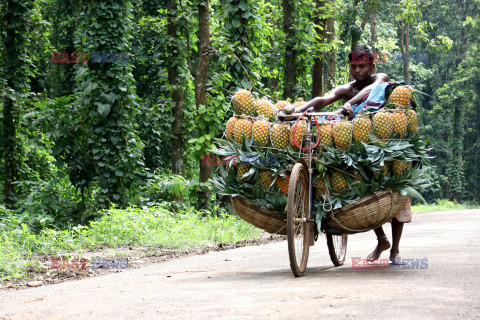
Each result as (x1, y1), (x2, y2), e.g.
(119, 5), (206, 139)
(412, 199), (480, 213)
(0, 204), (262, 281)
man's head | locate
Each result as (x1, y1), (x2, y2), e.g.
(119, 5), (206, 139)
(348, 45), (375, 81)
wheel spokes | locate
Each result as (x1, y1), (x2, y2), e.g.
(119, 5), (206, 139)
(293, 174), (307, 265)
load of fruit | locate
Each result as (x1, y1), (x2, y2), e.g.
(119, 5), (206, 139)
(211, 85), (432, 223)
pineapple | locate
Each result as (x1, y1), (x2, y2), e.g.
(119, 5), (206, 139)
(225, 116), (238, 142)
(275, 100), (290, 109)
(388, 85), (412, 107)
(405, 109), (418, 133)
(290, 119), (307, 149)
(375, 163), (390, 179)
(319, 122), (334, 149)
(276, 174), (291, 194)
(270, 123), (291, 149)
(252, 119), (270, 147)
(259, 170), (274, 190)
(314, 176), (326, 198)
(392, 111), (408, 137)
(232, 89), (256, 116)
(373, 110), (394, 140)
(237, 165), (251, 182)
(333, 120), (353, 148)
(353, 115), (372, 143)
(233, 117), (253, 144)
(293, 98), (305, 109)
(392, 160), (411, 177)
(330, 171), (348, 191)
(256, 98), (276, 119)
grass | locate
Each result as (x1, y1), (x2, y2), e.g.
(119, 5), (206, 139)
(412, 199), (480, 213)
(0, 204), (262, 281)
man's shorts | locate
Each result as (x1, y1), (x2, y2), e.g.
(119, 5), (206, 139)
(390, 197), (412, 223)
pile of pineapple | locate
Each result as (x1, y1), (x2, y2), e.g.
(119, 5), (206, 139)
(213, 85), (427, 216)
(224, 89), (308, 194)
(314, 85), (419, 193)
(226, 89), (307, 149)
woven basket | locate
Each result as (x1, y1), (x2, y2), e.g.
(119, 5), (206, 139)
(231, 190), (408, 236)
(230, 196), (287, 235)
(327, 190), (408, 234)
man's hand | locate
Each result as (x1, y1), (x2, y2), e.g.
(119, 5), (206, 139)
(337, 103), (354, 118)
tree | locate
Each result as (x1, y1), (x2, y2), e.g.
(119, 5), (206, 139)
(0, 0), (33, 208)
(282, 0), (297, 99)
(194, 0), (213, 209)
(166, 0), (187, 175)
(325, 5), (336, 91)
(68, 0), (143, 207)
(222, 0), (257, 91)
(312, 0), (326, 98)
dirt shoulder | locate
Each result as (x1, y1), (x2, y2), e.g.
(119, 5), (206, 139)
(1, 233), (286, 290)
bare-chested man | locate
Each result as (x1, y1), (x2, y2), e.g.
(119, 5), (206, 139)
(294, 44), (406, 264)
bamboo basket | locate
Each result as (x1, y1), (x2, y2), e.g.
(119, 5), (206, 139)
(327, 190), (408, 234)
(231, 190), (408, 235)
(230, 196), (287, 235)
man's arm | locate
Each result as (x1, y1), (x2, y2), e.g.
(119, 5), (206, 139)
(296, 85), (351, 113)
(339, 73), (389, 116)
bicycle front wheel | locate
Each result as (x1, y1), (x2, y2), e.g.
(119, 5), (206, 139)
(287, 162), (311, 277)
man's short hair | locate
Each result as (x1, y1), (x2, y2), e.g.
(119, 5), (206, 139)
(348, 45), (374, 64)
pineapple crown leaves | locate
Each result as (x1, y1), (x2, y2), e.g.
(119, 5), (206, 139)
(209, 164), (287, 213)
(211, 137), (297, 171)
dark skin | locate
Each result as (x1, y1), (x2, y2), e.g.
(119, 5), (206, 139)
(295, 59), (404, 263)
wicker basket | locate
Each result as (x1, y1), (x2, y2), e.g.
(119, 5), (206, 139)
(231, 190), (408, 235)
(327, 190), (408, 234)
(230, 196), (287, 235)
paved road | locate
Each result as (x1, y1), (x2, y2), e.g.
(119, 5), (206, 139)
(1, 210), (479, 320)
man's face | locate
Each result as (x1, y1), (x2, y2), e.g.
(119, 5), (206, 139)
(350, 62), (375, 81)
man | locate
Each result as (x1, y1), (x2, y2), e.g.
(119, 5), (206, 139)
(295, 44), (406, 264)
(296, 44), (388, 116)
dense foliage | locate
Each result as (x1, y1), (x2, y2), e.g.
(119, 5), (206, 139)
(0, 0), (479, 231)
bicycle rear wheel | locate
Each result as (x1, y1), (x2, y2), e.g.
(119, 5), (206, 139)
(326, 233), (348, 266)
(287, 162), (311, 277)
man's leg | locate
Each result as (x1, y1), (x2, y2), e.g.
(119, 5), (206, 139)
(367, 226), (391, 261)
(390, 218), (404, 263)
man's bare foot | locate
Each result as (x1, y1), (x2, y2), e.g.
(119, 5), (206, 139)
(389, 251), (406, 265)
(367, 236), (391, 261)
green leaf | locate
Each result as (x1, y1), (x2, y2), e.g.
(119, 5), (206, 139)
(97, 103), (111, 117)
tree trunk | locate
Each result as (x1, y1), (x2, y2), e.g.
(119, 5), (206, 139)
(312, 0), (326, 98)
(282, 0), (296, 99)
(1, 1), (31, 208)
(404, 23), (411, 84)
(166, 0), (185, 175)
(195, 0), (212, 209)
(225, 0), (251, 91)
(450, 101), (465, 202)
(370, 8), (378, 52)
(397, 21), (411, 84)
(325, 14), (336, 91)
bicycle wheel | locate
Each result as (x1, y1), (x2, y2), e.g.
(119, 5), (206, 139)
(326, 232), (348, 266)
(287, 162), (311, 277)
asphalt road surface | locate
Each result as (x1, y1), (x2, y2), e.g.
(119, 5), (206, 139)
(1, 210), (479, 320)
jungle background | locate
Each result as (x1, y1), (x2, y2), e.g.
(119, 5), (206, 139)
(0, 0), (479, 232)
